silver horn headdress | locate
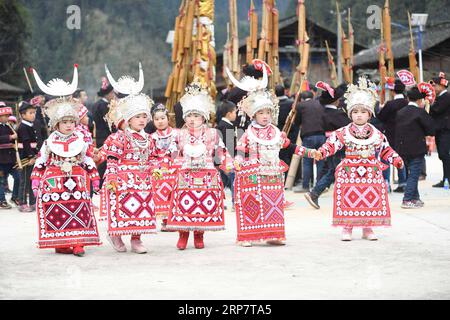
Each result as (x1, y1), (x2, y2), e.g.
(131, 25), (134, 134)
(225, 63), (268, 93)
(32, 64), (81, 128)
(32, 64), (78, 97)
(105, 62), (144, 95)
(105, 62), (153, 124)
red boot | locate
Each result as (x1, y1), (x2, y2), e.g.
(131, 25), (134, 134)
(55, 247), (73, 254)
(177, 231), (190, 250)
(73, 246), (85, 257)
(194, 231), (204, 249)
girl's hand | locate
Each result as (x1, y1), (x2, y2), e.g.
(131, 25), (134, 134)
(313, 150), (323, 161)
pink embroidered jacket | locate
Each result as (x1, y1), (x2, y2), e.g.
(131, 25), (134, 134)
(318, 123), (403, 168)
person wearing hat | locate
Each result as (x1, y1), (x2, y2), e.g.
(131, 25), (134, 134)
(275, 84), (296, 169)
(429, 72), (450, 188)
(226, 59), (273, 132)
(314, 76), (404, 241)
(0, 103), (19, 209)
(291, 83), (327, 193)
(92, 77), (116, 190)
(30, 94), (49, 150)
(395, 86), (435, 209)
(17, 101), (38, 212)
(232, 86), (317, 247)
(31, 65), (101, 256)
(165, 81), (233, 250)
(304, 83), (350, 209)
(377, 79), (409, 192)
(101, 63), (157, 254)
(149, 103), (179, 230)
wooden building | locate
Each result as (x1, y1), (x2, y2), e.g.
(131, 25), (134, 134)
(216, 14), (367, 91)
(354, 21), (450, 81)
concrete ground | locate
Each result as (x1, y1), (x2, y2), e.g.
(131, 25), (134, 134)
(0, 152), (449, 300)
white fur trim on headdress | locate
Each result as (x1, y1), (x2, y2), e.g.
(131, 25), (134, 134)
(44, 98), (81, 128)
(180, 81), (215, 121)
(117, 93), (154, 124)
(238, 89), (279, 125)
(344, 76), (378, 117)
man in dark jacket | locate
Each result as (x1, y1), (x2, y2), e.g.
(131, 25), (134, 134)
(292, 89), (326, 193)
(396, 87), (435, 209)
(92, 78), (116, 149)
(216, 100), (237, 210)
(377, 79), (409, 192)
(429, 72), (450, 188)
(304, 84), (349, 208)
(275, 84), (296, 166)
(92, 78), (116, 186)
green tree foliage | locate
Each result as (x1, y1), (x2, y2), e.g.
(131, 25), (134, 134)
(0, 0), (30, 84)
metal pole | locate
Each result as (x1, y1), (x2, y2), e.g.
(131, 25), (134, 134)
(418, 26), (423, 82)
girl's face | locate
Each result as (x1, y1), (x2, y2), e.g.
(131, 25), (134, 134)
(153, 111), (169, 130)
(351, 106), (371, 125)
(58, 119), (76, 135)
(254, 109), (272, 127)
(128, 113), (148, 131)
(185, 113), (205, 129)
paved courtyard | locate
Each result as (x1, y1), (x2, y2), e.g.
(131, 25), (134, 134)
(1, 152), (449, 299)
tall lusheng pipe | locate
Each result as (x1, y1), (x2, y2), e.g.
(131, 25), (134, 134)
(289, 0), (307, 95)
(383, 0), (394, 99)
(379, 16), (387, 105)
(325, 40), (338, 87)
(408, 11), (420, 82)
(348, 8), (354, 83)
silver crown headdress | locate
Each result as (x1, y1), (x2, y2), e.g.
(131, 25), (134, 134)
(238, 89), (279, 125)
(180, 81), (215, 121)
(344, 76), (379, 116)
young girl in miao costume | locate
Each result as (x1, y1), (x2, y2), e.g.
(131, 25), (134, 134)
(149, 103), (179, 231)
(95, 95), (126, 222)
(30, 65), (101, 257)
(101, 63), (157, 254)
(314, 76), (404, 241)
(165, 81), (234, 250)
(227, 65), (317, 247)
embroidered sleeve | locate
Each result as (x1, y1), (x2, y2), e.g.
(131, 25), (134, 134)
(31, 142), (49, 180)
(82, 154), (100, 180)
(280, 131), (291, 149)
(236, 131), (249, 160)
(104, 133), (124, 178)
(104, 132), (124, 159)
(318, 128), (345, 158)
(294, 146), (317, 158)
(214, 132), (233, 168)
(379, 134), (403, 168)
